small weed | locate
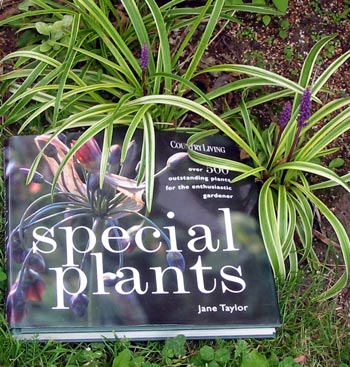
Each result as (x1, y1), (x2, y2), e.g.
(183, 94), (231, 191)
(310, 33), (341, 62)
(278, 19), (290, 39)
(237, 27), (257, 41)
(35, 15), (73, 52)
(161, 335), (187, 365)
(262, 15), (272, 26)
(310, 0), (350, 26)
(329, 157), (345, 169)
(191, 345), (231, 366)
(284, 45), (294, 61)
(68, 344), (107, 367)
(243, 50), (267, 68)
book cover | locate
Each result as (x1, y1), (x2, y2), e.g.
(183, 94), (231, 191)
(4, 128), (280, 341)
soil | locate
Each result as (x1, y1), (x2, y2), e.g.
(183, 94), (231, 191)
(1, 0), (350, 325)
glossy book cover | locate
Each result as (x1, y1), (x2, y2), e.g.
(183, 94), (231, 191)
(5, 129), (280, 341)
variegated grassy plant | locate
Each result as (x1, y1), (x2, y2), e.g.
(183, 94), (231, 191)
(187, 35), (350, 299)
(0, 0), (282, 210)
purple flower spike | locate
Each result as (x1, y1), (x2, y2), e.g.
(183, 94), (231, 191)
(139, 43), (149, 71)
(279, 101), (291, 128)
(298, 88), (312, 127)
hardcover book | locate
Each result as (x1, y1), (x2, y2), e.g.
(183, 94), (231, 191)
(4, 128), (280, 341)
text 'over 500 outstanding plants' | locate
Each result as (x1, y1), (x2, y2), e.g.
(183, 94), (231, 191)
(1, 0), (350, 304)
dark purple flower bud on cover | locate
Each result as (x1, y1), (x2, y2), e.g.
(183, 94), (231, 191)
(279, 101), (291, 128)
(6, 284), (27, 323)
(27, 253), (46, 273)
(5, 161), (17, 178)
(166, 153), (188, 169)
(298, 88), (312, 128)
(37, 140), (59, 159)
(139, 43), (149, 71)
(120, 140), (138, 178)
(120, 224), (142, 253)
(8, 235), (28, 263)
(108, 144), (122, 167)
(103, 272), (118, 287)
(70, 293), (89, 317)
(22, 270), (46, 302)
(72, 138), (101, 170)
(87, 173), (100, 192)
(11, 246), (28, 264)
(166, 251), (185, 272)
(19, 168), (45, 183)
(58, 133), (67, 145)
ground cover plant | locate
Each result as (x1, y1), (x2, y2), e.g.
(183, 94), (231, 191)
(1, 0), (350, 366)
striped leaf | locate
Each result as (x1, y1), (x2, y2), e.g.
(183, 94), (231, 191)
(259, 178), (286, 280)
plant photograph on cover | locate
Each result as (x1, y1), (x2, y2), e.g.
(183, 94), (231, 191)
(6, 129), (281, 335)
(5, 130), (190, 326)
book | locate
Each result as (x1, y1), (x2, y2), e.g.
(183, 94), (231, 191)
(4, 128), (281, 341)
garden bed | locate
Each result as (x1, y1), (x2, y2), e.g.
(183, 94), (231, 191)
(1, 1), (350, 365)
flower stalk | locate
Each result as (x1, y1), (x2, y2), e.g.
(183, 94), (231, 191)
(266, 101), (291, 171)
(285, 88), (312, 164)
(139, 43), (149, 96)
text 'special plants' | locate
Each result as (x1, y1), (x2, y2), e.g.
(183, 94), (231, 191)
(6, 134), (184, 322)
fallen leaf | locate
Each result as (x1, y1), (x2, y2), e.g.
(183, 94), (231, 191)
(294, 355), (307, 364)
